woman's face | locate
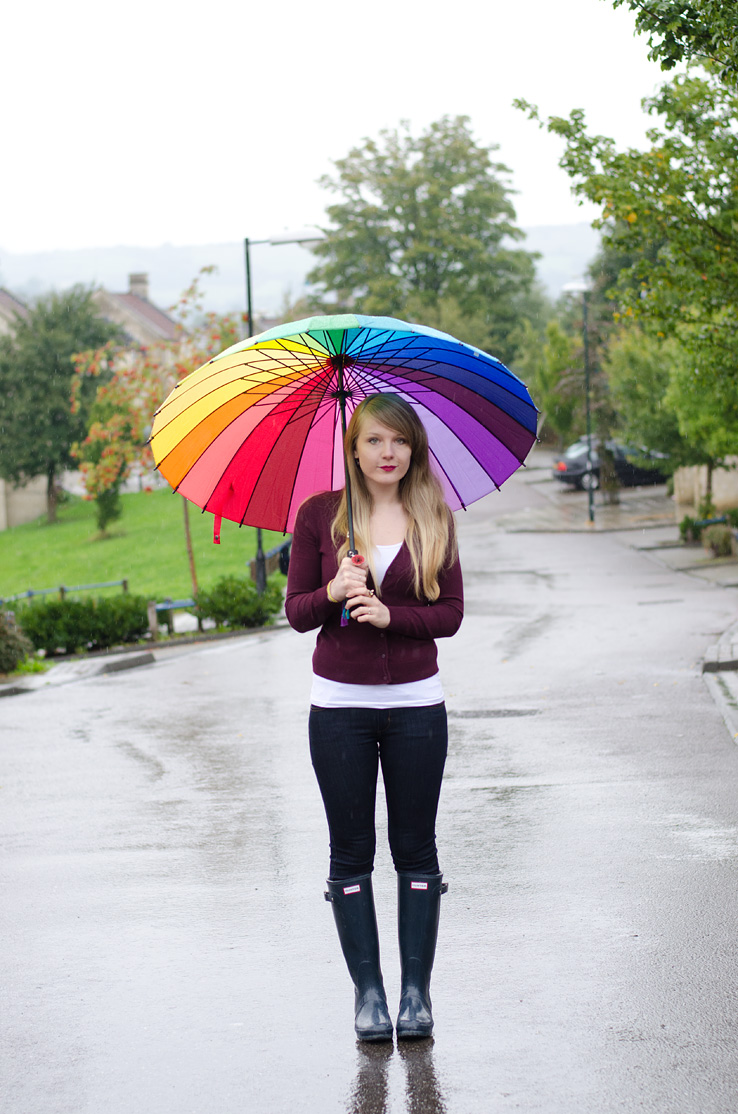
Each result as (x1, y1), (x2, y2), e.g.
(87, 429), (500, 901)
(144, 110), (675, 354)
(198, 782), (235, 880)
(354, 419), (412, 494)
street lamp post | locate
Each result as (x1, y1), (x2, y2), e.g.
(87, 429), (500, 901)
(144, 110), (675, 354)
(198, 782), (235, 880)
(563, 279), (595, 526)
(244, 229), (323, 592)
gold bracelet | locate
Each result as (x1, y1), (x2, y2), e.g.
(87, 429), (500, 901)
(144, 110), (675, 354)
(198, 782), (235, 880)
(326, 579), (340, 603)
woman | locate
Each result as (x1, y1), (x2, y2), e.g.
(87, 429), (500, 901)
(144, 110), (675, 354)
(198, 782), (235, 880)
(285, 394), (463, 1042)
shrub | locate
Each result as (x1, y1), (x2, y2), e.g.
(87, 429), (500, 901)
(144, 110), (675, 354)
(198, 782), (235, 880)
(680, 515), (700, 543)
(0, 612), (33, 674)
(96, 594), (151, 644)
(195, 574), (283, 629)
(17, 594), (149, 656)
(95, 486), (123, 533)
(702, 524), (735, 559)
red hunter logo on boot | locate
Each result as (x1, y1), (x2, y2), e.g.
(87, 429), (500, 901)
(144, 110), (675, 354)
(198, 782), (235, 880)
(343, 884), (361, 894)
(411, 881), (428, 890)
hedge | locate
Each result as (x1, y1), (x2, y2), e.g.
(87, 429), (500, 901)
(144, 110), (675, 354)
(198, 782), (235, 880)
(0, 612), (33, 673)
(17, 595), (149, 657)
(195, 575), (283, 629)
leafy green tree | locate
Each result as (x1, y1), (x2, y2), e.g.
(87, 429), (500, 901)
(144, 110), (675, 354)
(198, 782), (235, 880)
(308, 115), (542, 366)
(515, 318), (581, 448)
(611, 1), (738, 83)
(603, 325), (687, 459)
(0, 286), (122, 522)
(515, 69), (738, 457)
(664, 346), (738, 464)
(603, 320), (735, 507)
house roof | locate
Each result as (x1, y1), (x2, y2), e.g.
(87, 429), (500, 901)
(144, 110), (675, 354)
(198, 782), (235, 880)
(0, 288), (28, 324)
(92, 276), (179, 346)
(106, 291), (179, 342)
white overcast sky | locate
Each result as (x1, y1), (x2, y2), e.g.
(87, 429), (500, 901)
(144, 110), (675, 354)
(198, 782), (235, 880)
(2, 0), (671, 254)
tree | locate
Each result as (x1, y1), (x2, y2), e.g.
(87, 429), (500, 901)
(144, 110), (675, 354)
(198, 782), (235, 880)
(0, 286), (123, 523)
(611, 1), (738, 83)
(605, 321), (738, 504)
(515, 69), (738, 456)
(307, 116), (543, 366)
(70, 343), (141, 534)
(514, 318), (582, 449)
(603, 325), (689, 460)
(71, 269), (245, 589)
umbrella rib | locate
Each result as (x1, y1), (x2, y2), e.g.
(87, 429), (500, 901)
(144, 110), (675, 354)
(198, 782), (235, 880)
(345, 361), (479, 503)
(178, 367), (332, 510)
(158, 346), (335, 441)
(348, 362), (514, 485)
(238, 370), (340, 530)
(355, 351), (536, 438)
(347, 329), (536, 412)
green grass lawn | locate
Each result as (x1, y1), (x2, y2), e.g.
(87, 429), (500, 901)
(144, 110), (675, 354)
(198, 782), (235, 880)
(0, 490), (288, 603)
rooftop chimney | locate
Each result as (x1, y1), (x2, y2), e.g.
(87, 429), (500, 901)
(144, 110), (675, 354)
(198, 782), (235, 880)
(128, 273), (149, 300)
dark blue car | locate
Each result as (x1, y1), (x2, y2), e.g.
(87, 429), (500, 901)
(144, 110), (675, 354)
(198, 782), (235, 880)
(552, 440), (668, 491)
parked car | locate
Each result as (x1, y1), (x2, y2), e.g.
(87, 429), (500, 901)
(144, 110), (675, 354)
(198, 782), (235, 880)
(552, 440), (669, 491)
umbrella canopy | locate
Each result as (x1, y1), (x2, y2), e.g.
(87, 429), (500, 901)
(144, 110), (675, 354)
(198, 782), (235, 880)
(150, 313), (538, 535)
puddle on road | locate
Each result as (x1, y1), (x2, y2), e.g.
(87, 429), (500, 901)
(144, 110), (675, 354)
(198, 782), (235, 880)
(346, 1041), (448, 1114)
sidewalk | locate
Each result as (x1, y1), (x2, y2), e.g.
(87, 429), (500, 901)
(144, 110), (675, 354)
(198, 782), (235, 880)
(494, 453), (738, 590)
(630, 528), (738, 740)
(0, 649), (157, 698)
(503, 486), (678, 533)
(506, 450), (683, 534)
(0, 619), (291, 698)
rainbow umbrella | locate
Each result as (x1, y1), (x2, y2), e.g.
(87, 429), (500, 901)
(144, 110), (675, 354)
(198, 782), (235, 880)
(149, 314), (538, 544)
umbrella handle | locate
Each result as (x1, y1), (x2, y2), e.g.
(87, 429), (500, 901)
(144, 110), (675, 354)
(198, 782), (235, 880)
(341, 552), (365, 626)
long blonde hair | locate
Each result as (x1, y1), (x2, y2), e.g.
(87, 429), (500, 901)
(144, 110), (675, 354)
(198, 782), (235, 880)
(331, 394), (456, 601)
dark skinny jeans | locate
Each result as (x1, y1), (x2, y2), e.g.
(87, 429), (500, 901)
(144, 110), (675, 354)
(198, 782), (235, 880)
(308, 702), (448, 881)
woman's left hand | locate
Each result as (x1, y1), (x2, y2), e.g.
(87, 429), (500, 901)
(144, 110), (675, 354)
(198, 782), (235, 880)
(345, 586), (390, 629)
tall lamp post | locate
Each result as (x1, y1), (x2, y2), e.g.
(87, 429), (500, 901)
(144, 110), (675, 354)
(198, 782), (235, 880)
(563, 279), (595, 526)
(245, 228), (323, 592)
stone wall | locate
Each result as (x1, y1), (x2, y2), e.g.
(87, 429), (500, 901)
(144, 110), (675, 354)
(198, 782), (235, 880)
(0, 477), (47, 530)
(674, 458), (738, 513)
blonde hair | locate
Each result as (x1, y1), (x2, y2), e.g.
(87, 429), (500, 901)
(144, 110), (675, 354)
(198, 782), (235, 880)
(331, 394), (456, 601)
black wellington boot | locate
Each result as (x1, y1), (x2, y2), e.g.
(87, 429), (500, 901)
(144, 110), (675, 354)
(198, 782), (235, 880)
(396, 872), (448, 1040)
(324, 874), (393, 1042)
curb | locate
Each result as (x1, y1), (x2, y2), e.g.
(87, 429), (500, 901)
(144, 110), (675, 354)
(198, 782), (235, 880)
(702, 619), (738, 744)
(32, 617), (290, 662)
(703, 672), (738, 744)
(702, 620), (738, 673)
(0, 650), (155, 698)
(0, 620), (289, 699)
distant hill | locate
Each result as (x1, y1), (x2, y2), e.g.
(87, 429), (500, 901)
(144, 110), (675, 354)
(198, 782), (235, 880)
(0, 223), (601, 317)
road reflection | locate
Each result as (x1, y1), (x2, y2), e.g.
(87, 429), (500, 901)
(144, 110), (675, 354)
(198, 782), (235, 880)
(399, 1042), (447, 1114)
(346, 1040), (447, 1113)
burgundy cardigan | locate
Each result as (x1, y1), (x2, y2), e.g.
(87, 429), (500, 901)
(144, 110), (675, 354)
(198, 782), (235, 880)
(284, 491), (464, 685)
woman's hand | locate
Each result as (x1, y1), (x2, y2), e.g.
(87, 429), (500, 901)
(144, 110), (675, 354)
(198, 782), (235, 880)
(345, 585), (390, 629)
(329, 555), (368, 600)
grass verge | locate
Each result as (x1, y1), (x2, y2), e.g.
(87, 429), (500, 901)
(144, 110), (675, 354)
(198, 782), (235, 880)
(0, 490), (288, 603)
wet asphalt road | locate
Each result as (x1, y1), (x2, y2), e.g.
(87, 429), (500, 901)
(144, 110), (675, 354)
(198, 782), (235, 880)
(3, 475), (738, 1113)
